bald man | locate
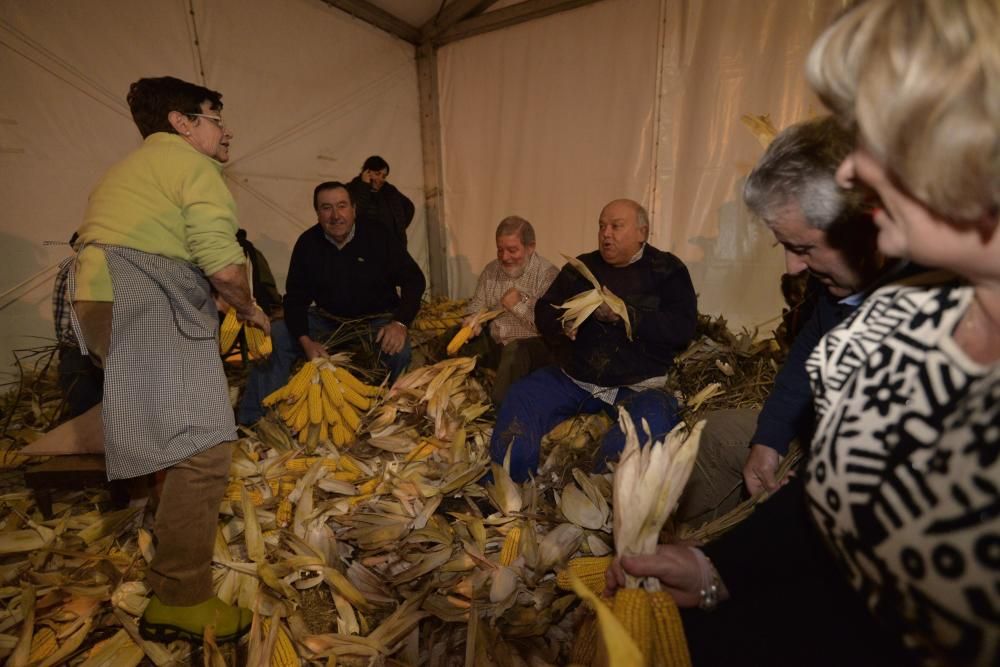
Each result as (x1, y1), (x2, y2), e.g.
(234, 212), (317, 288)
(490, 199), (698, 481)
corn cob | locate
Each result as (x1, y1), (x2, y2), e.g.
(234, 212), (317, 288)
(305, 423), (320, 452)
(499, 525), (521, 566)
(339, 403), (362, 431)
(262, 384), (289, 407)
(331, 422), (351, 447)
(219, 308), (241, 354)
(319, 368), (345, 407)
(570, 613), (599, 666)
(337, 455), (365, 475)
(332, 366), (372, 397)
(649, 590), (692, 667)
(339, 382), (370, 410)
(284, 457), (339, 473)
(245, 324), (272, 357)
(321, 393), (340, 426)
(556, 556), (613, 594)
(308, 384), (323, 425)
(225, 482), (266, 505)
(292, 399), (310, 433)
(286, 362), (318, 401)
(296, 426), (310, 445)
(332, 469), (362, 482)
(446, 326), (473, 356)
(610, 588), (654, 665)
(275, 497), (293, 529)
(262, 617), (301, 667)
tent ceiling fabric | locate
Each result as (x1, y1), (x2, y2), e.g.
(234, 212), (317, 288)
(0, 0), (426, 374)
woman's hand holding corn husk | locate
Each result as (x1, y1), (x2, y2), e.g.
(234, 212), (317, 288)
(577, 410), (704, 666)
(556, 255), (632, 340)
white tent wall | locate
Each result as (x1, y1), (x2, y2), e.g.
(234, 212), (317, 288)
(437, 0), (661, 300)
(0, 0), (427, 376)
(436, 0), (847, 334)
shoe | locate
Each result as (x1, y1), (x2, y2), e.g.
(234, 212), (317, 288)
(139, 595), (252, 643)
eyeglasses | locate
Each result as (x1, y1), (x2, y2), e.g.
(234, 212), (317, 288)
(188, 113), (225, 129)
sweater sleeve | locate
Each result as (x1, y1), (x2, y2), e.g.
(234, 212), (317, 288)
(751, 293), (840, 455)
(627, 259), (698, 350)
(181, 159), (245, 276)
(282, 234), (315, 341)
(388, 241), (426, 326)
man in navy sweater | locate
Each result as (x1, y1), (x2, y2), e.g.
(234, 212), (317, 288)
(490, 198), (698, 482)
(675, 116), (895, 525)
(238, 181), (425, 425)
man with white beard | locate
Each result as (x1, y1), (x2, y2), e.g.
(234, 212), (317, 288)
(462, 216), (558, 404)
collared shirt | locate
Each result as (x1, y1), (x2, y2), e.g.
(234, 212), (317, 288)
(52, 261), (76, 346)
(467, 252), (559, 345)
(324, 224), (356, 249)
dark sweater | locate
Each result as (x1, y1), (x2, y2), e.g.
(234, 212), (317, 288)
(283, 221), (425, 341)
(535, 245), (697, 387)
(347, 177), (415, 248)
(691, 479), (915, 666)
(751, 283), (855, 455)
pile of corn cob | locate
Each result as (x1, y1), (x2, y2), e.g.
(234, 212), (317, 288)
(219, 308), (273, 358)
(260, 354), (383, 450)
(0, 338), (745, 666)
(409, 298), (468, 332)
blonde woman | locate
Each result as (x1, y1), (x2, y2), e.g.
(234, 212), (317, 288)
(608, 2), (998, 665)
(804, 0), (999, 663)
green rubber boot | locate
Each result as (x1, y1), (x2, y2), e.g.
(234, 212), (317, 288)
(139, 595), (252, 643)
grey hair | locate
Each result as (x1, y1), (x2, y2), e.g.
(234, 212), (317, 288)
(635, 203), (650, 229)
(495, 216), (535, 246)
(743, 116), (861, 230)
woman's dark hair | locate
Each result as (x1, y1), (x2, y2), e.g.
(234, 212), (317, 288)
(126, 76), (223, 138)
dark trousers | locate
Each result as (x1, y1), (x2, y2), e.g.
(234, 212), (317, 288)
(489, 366), (680, 482)
(464, 332), (553, 405)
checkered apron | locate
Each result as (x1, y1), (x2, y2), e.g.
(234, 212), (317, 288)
(66, 245), (237, 480)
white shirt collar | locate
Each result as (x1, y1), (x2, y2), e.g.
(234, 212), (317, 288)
(324, 224), (356, 249)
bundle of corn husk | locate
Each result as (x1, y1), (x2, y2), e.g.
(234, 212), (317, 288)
(556, 255), (632, 339)
(410, 298), (468, 332)
(578, 413), (704, 667)
(666, 314), (785, 422)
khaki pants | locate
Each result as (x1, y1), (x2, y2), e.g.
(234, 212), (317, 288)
(674, 408), (759, 528)
(75, 300), (232, 605)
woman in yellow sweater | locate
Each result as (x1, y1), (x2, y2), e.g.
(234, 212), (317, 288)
(71, 76), (268, 642)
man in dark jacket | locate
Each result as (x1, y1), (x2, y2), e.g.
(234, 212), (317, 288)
(674, 116), (897, 526)
(489, 198), (698, 481)
(347, 155), (415, 248)
(238, 181), (425, 425)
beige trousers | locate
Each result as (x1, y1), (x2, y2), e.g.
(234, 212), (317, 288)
(75, 300), (232, 605)
(674, 408), (759, 529)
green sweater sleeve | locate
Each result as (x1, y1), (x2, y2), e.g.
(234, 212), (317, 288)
(179, 156), (245, 276)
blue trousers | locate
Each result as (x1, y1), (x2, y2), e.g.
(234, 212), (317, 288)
(489, 366), (680, 482)
(238, 313), (410, 424)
